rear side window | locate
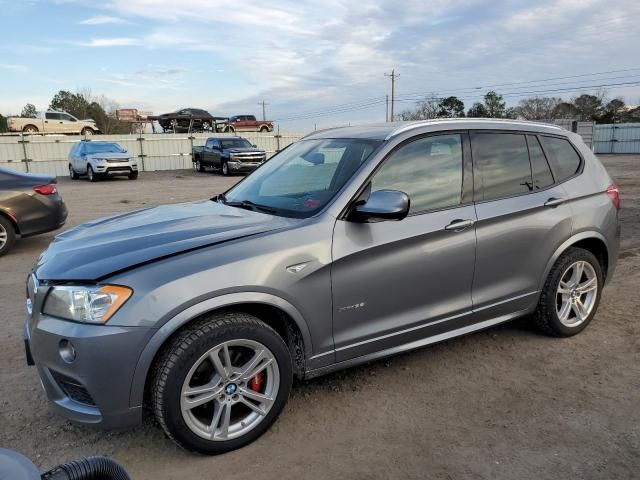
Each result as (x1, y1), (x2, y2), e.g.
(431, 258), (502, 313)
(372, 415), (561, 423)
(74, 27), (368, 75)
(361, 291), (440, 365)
(539, 136), (581, 181)
(371, 134), (463, 213)
(526, 135), (554, 190)
(471, 133), (532, 201)
(45, 112), (60, 120)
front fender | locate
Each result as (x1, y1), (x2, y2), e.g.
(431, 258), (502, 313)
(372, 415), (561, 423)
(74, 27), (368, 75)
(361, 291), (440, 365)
(128, 291), (313, 408)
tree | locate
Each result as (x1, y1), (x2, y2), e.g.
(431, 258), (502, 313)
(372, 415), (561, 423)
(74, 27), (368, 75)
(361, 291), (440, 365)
(20, 103), (37, 118)
(599, 98), (625, 124)
(437, 96), (465, 117)
(49, 89), (129, 134)
(572, 94), (604, 121)
(399, 95), (440, 120)
(552, 102), (579, 119)
(483, 91), (507, 118)
(0, 114), (7, 133)
(467, 102), (488, 117)
(515, 97), (562, 120)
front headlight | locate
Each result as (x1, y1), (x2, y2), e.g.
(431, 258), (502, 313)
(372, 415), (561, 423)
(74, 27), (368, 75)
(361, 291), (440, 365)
(43, 285), (132, 323)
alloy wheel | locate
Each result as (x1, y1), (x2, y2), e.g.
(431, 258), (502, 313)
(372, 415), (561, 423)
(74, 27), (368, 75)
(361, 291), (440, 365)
(180, 339), (279, 441)
(556, 260), (598, 327)
(0, 223), (7, 250)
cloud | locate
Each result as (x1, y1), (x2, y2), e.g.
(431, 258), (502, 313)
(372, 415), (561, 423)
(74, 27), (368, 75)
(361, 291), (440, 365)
(77, 37), (142, 47)
(79, 15), (129, 25)
(0, 63), (27, 72)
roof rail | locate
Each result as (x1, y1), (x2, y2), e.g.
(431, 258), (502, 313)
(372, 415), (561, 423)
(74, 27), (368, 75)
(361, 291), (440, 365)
(385, 118), (563, 140)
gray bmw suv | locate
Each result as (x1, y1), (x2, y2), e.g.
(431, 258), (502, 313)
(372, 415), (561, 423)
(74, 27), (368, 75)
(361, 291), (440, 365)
(24, 119), (620, 454)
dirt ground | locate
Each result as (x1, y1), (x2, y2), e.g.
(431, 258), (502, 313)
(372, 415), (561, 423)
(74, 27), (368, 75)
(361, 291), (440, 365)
(1, 157), (639, 479)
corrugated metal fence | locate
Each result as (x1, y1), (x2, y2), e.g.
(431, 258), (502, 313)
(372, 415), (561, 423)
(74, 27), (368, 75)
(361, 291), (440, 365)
(593, 123), (640, 154)
(0, 132), (305, 176)
(551, 120), (594, 148)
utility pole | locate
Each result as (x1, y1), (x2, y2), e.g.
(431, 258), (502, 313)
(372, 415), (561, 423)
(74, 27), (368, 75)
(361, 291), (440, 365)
(386, 95), (389, 122)
(384, 70), (399, 121)
(258, 100), (269, 121)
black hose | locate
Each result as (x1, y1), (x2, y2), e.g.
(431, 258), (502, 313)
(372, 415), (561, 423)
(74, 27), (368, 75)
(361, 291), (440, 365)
(40, 456), (131, 480)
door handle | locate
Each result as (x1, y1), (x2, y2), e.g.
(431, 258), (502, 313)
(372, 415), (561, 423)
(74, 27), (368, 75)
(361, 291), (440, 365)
(544, 198), (565, 208)
(444, 219), (475, 231)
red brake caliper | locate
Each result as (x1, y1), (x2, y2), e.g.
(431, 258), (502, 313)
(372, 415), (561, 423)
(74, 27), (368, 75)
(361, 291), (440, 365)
(249, 371), (264, 392)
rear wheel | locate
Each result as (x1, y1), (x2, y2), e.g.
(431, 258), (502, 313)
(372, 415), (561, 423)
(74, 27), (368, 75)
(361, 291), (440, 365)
(151, 312), (293, 455)
(224, 126), (235, 133)
(0, 216), (17, 257)
(534, 247), (603, 337)
(23, 125), (38, 134)
(69, 164), (79, 180)
(259, 125), (269, 132)
(87, 165), (98, 182)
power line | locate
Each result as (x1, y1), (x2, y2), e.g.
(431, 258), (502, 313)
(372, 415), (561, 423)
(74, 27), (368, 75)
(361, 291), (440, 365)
(274, 68), (640, 122)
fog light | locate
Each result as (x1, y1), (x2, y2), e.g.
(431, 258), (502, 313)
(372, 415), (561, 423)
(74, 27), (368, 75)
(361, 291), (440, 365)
(59, 339), (76, 363)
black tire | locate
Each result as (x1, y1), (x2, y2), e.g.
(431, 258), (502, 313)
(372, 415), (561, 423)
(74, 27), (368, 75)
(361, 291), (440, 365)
(0, 215), (17, 257)
(150, 312), (293, 455)
(23, 125), (38, 134)
(69, 164), (79, 180)
(196, 160), (205, 172)
(128, 171), (139, 180)
(87, 165), (98, 182)
(224, 126), (235, 133)
(534, 247), (603, 337)
(259, 125), (269, 132)
(81, 127), (94, 136)
(221, 160), (230, 176)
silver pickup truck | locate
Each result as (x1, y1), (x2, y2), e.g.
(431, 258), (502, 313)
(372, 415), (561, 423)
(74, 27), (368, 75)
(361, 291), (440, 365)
(7, 111), (99, 135)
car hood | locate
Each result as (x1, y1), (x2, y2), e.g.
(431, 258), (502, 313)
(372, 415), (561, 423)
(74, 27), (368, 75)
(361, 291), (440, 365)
(35, 200), (293, 281)
(226, 148), (265, 154)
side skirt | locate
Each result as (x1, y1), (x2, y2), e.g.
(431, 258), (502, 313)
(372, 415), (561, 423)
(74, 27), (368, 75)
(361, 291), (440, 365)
(304, 309), (529, 380)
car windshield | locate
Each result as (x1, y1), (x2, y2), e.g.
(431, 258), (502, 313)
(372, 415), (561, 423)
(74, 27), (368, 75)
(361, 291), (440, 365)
(84, 143), (126, 154)
(221, 138), (253, 149)
(221, 138), (381, 218)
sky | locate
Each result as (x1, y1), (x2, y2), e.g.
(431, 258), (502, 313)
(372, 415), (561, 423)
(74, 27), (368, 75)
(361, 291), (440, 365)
(0, 0), (639, 131)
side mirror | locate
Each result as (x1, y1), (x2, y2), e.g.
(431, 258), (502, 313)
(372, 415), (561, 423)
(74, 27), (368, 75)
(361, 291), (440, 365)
(252, 144), (257, 148)
(348, 189), (410, 223)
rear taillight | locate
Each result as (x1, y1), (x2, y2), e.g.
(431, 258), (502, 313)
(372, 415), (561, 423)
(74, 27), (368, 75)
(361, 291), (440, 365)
(33, 184), (57, 195)
(606, 183), (620, 210)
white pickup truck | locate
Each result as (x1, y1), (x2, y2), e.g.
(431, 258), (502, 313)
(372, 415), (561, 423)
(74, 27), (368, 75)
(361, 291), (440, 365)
(7, 111), (99, 135)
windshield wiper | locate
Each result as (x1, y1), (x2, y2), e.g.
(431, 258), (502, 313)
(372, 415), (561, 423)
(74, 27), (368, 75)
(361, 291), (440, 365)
(220, 197), (278, 214)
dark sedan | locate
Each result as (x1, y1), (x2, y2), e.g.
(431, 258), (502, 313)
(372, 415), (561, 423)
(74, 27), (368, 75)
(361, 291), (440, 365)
(155, 108), (227, 133)
(0, 167), (67, 256)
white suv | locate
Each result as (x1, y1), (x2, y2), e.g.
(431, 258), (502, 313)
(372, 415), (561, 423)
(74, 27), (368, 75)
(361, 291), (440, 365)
(68, 141), (138, 181)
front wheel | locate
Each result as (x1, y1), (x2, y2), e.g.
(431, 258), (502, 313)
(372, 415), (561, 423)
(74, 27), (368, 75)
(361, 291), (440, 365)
(81, 127), (94, 136)
(196, 160), (205, 172)
(221, 161), (230, 176)
(87, 165), (98, 182)
(128, 171), (139, 180)
(534, 247), (603, 337)
(69, 164), (79, 180)
(150, 313), (293, 455)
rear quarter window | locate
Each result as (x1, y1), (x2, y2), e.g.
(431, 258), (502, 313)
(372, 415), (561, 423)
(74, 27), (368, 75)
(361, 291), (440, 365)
(471, 132), (532, 201)
(539, 136), (582, 182)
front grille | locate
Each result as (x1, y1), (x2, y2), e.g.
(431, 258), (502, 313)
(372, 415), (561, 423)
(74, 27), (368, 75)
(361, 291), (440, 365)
(106, 159), (129, 163)
(50, 371), (96, 406)
(231, 154), (265, 163)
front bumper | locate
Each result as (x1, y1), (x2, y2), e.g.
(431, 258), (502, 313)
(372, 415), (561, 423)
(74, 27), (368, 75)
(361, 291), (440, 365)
(227, 160), (262, 172)
(95, 163), (138, 176)
(24, 314), (153, 429)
